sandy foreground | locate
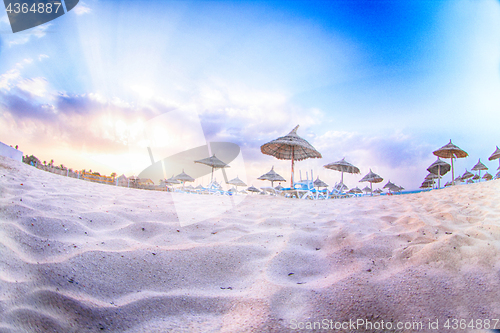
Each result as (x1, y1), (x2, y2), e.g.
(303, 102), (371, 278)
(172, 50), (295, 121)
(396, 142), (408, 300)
(1, 156), (500, 333)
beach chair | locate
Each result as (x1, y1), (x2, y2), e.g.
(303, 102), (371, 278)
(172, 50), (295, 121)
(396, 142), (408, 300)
(326, 183), (353, 199)
(260, 187), (283, 196)
(292, 179), (317, 199)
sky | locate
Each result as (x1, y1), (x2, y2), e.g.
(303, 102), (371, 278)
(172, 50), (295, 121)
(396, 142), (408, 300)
(1, 0), (500, 191)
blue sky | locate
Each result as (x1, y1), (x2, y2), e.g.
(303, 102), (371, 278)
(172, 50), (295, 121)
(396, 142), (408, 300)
(1, 0), (499, 190)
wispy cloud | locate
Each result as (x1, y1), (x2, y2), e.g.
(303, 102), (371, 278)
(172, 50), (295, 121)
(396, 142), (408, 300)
(0, 59), (33, 91)
(73, 2), (91, 15)
(7, 24), (52, 46)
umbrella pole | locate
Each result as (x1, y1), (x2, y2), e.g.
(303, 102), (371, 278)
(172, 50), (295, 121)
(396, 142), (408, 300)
(370, 182), (373, 196)
(211, 167), (214, 183)
(341, 171), (344, 185)
(451, 157), (454, 186)
(438, 165), (441, 189)
(291, 147), (295, 188)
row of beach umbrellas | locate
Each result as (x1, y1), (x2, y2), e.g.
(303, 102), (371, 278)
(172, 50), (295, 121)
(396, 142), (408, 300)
(421, 141), (500, 189)
(166, 126), (499, 194)
(259, 125), (394, 195)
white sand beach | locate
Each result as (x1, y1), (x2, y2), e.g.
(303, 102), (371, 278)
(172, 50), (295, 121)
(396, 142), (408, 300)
(1, 155), (500, 332)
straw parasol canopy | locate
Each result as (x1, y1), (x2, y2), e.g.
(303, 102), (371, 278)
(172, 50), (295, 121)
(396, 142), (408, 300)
(246, 185), (261, 194)
(227, 176), (247, 194)
(461, 169), (474, 180)
(362, 185), (372, 194)
(425, 173), (439, 180)
(373, 188), (383, 194)
(489, 146), (500, 168)
(383, 180), (395, 189)
(383, 180), (400, 194)
(194, 154), (230, 183)
(165, 175), (181, 185)
(483, 172), (493, 181)
(174, 169), (195, 190)
(349, 186), (363, 194)
(420, 180), (434, 189)
(359, 169), (383, 195)
(324, 158), (360, 185)
(313, 176), (328, 189)
(427, 157), (450, 189)
(433, 140), (468, 185)
(275, 184), (284, 190)
(261, 125), (322, 186)
(257, 166), (286, 188)
(471, 158), (488, 181)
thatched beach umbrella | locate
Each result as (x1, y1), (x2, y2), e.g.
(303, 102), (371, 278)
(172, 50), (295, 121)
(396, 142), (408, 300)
(433, 140), (468, 185)
(261, 125), (322, 187)
(425, 173), (439, 180)
(427, 158), (450, 189)
(348, 186), (363, 195)
(483, 172), (493, 181)
(461, 169), (474, 180)
(324, 158), (360, 186)
(313, 176), (328, 189)
(472, 174), (480, 181)
(383, 180), (399, 194)
(194, 154), (229, 183)
(373, 188), (383, 194)
(471, 159), (488, 181)
(420, 180), (434, 189)
(227, 176), (247, 194)
(496, 170), (500, 179)
(166, 175), (181, 185)
(247, 185), (261, 194)
(424, 173), (439, 189)
(488, 146), (500, 168)
(258, 166), (286, 188)
(362, 185), (372, 194)
(359, 169), (383, 195)
(174, 170), (195, 190)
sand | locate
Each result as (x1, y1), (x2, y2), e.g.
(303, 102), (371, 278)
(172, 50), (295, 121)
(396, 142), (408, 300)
(1, 155), (500, 332)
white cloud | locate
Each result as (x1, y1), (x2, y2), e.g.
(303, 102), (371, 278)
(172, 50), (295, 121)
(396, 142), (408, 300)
(73, 3), (91, 15)
(0, 59), (33, 91)
(17, 77), (50, 97)
(7, 24), (51, 46)
(38, 54), (49, 61)
(0, 13), (9, 25)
